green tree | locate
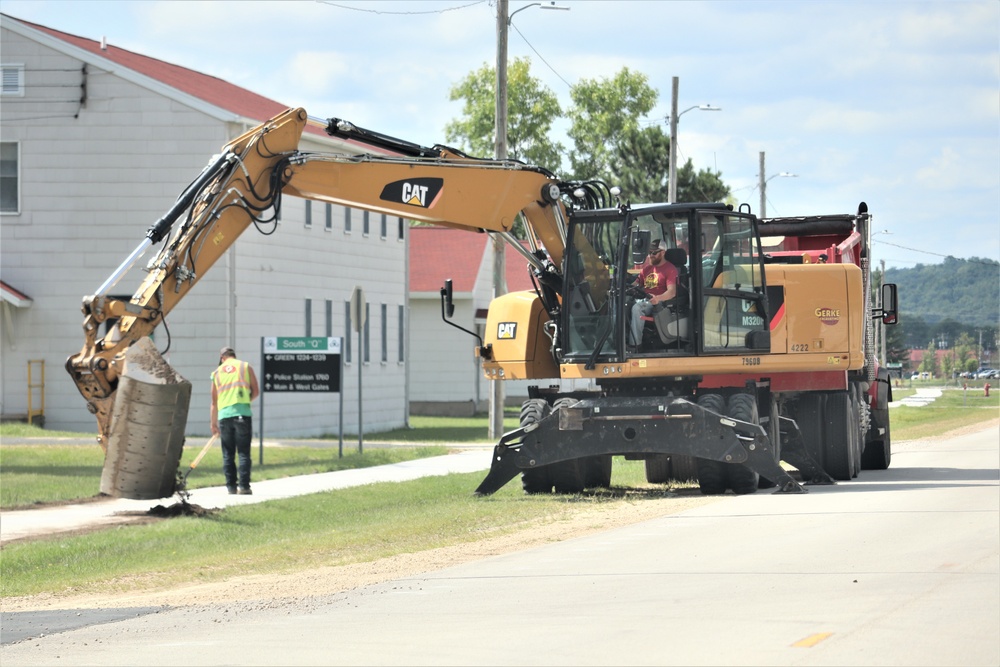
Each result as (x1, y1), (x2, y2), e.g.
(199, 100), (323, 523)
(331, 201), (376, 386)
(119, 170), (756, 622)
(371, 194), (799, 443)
(608, 126), (730, 204)
(444, 57), (563, 168)
(566, 68), (657, 181)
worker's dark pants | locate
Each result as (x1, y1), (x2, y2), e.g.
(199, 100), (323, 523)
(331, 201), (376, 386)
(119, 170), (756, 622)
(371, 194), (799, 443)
(219, 415), (253, 490)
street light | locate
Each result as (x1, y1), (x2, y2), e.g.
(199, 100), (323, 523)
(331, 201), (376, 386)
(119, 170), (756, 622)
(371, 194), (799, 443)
(491, 0), (569, 439)
(668, 76), (721, 203)
(757, 151), (797, 218)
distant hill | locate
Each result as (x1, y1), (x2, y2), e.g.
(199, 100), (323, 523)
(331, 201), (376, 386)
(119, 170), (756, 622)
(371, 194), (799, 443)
(885, 257), (999, 327)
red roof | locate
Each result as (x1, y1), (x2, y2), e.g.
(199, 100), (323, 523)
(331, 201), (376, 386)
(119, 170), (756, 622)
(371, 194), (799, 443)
(410, 227), (536, 294)
(10, 15), (325, 138)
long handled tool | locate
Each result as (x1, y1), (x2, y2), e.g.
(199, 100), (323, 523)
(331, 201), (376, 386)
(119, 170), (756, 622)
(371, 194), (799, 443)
(177, 434), (219, 497)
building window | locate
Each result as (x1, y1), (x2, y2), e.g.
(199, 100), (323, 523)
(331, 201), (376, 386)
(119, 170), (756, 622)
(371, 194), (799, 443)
(304, 298), (312, 336)
(325, 203), (332, 231)
(397, 305), (405, 362)
(344, 300), (352, 364)
(345, 207), (352, 232)
(363, 211), (370, 236)
(304, 200), (312, 228)
(380, 214), (387, 239)
(0, 142), (19, 214)
(325, 299), (333, 337)
(363, 302), (371, 363)
(1, 65), (24, 97)
(398, 217), (405, 241)
(380, 303), (388, 363)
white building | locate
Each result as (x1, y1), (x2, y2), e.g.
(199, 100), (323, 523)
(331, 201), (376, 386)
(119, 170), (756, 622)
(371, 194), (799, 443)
(0, 14), (409, 438)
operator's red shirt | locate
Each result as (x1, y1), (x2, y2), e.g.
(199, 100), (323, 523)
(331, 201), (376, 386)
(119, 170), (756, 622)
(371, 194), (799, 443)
(639, 260), (677, 297)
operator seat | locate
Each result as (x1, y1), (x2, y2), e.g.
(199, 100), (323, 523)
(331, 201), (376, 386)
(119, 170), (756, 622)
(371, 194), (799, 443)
(653, 248), (691, 345)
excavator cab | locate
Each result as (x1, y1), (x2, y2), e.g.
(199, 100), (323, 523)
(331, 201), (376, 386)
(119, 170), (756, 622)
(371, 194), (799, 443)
(560, 203), (769, 362)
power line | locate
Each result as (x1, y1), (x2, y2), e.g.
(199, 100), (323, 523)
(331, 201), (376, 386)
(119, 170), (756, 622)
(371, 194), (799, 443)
(317, 0), (485, 15)
(509, 22), (572, 88)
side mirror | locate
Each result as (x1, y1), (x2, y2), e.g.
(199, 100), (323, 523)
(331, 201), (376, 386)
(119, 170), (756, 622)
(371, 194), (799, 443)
(880, 283), (898, 325)
(631, 229), (651, 265)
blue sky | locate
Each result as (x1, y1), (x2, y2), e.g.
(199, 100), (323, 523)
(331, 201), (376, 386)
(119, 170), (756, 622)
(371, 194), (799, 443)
(4, 0), (999, 269)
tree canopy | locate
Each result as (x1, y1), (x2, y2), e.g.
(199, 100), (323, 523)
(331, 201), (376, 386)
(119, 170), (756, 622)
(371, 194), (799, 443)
(444, 57), (563, 169)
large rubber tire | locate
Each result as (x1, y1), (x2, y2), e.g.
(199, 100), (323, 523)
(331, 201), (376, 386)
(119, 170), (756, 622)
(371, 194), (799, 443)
(519, 399), (553, 494)
(696, 393), (728, 495)
(791, 393), (825, 473)
(669, 454), (699, 482)
(862, 407), (892, 469)
(546, 398), (587, 494)
(726, 394), (760, 495)
(644, 455), (671, 484)
(584, 455), (613, 489)
(823, 391), (856, 481)
(757, 398), (781, 489)
(849, 384), (863, 478)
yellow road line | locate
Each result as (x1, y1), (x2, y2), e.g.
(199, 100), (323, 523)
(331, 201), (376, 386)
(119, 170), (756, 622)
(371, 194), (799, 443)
(792, 632), (834, 648)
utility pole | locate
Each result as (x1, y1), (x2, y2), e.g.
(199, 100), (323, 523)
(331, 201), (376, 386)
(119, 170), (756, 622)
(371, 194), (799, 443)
(668, 76), (679, 204)
(490, 0), (509, 440)
(759, 151), (767, 218)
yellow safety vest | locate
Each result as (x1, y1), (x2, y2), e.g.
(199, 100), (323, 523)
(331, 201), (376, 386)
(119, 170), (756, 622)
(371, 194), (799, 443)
(212, 359), (252, 419)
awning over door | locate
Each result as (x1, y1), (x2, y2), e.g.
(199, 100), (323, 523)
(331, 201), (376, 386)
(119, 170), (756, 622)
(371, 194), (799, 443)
(0, 280), (32, 307)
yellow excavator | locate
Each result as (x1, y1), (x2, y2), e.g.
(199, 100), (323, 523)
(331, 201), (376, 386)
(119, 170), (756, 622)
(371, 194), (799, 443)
(66, 107), (897, 499)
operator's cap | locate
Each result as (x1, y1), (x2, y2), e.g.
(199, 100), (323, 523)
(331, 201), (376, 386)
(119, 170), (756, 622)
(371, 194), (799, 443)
(219, 346), (236, 359)
(648, 239), (665, 252)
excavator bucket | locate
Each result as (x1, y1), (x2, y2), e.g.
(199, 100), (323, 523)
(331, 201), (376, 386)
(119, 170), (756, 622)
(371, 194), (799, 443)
(100, 338), (191, 499)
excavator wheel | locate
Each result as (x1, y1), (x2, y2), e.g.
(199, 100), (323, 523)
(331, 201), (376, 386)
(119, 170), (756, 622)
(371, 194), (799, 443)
(549, 398), (587, 493)
(695, 393), (728, 495)
(725, 394), (760, 495)
(644, 456), (671, 484)
(669, 455), (699, 483)
(757, 398), (781, 489)
(519, 399), (553, 494)
(584, 454), (613, 489)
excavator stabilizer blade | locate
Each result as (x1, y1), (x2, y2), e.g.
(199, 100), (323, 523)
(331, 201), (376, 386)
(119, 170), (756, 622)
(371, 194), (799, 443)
(100, 338), (191, 499)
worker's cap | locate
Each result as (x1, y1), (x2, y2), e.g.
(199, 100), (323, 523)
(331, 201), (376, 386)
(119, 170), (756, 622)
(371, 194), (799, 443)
(648, 239), (666, 253)
(219, 346), (236, 359)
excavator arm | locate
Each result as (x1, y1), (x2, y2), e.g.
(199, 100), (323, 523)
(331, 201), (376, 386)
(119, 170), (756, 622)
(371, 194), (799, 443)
(67, 107), (570, 455)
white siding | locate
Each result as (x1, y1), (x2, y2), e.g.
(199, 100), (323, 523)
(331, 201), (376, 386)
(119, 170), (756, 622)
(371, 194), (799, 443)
(0, 22), (407, 438)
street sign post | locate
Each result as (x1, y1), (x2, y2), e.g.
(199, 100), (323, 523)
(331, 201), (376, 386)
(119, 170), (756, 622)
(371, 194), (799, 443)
(259, 337), (345, 461)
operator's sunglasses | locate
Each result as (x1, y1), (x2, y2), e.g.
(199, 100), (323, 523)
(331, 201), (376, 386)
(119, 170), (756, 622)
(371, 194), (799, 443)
(648, 249), (665, 256)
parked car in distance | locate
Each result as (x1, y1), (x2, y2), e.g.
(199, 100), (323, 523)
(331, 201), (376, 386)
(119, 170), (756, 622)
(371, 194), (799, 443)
(977, 369), (998, 379)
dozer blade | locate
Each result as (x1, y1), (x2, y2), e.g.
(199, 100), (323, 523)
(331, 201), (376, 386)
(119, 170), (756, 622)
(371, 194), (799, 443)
(100, 338), (191, 500)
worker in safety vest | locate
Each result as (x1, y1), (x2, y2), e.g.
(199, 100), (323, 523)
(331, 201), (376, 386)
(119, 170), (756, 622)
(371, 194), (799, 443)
(211, 346), (260, 495)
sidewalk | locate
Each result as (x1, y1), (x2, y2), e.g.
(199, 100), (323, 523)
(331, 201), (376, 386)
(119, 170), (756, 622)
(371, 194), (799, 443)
(888, 387), (943, 408)
(0, 449), (494, 545)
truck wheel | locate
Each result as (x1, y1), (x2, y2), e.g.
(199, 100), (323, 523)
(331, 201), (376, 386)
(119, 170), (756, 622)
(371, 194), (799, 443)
(519, 399), (553, 494)
(823, 391), (856, 481)
(849, 385), (863, 478)
(792, 393), (826, 471)
(726, 394), (760, 495)
(696, 394), (728, 495)
(644, 455), (671, 484)
(862, 407), (891, 469)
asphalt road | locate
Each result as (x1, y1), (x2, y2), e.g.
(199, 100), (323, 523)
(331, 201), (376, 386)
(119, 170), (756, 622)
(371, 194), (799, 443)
(2, 426), (997, 667)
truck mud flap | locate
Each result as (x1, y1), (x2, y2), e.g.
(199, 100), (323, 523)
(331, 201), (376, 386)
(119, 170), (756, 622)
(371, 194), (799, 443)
(100, 338), (191, 499)
(778, 415), (835, 485)
(475, 397), (805, 496)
